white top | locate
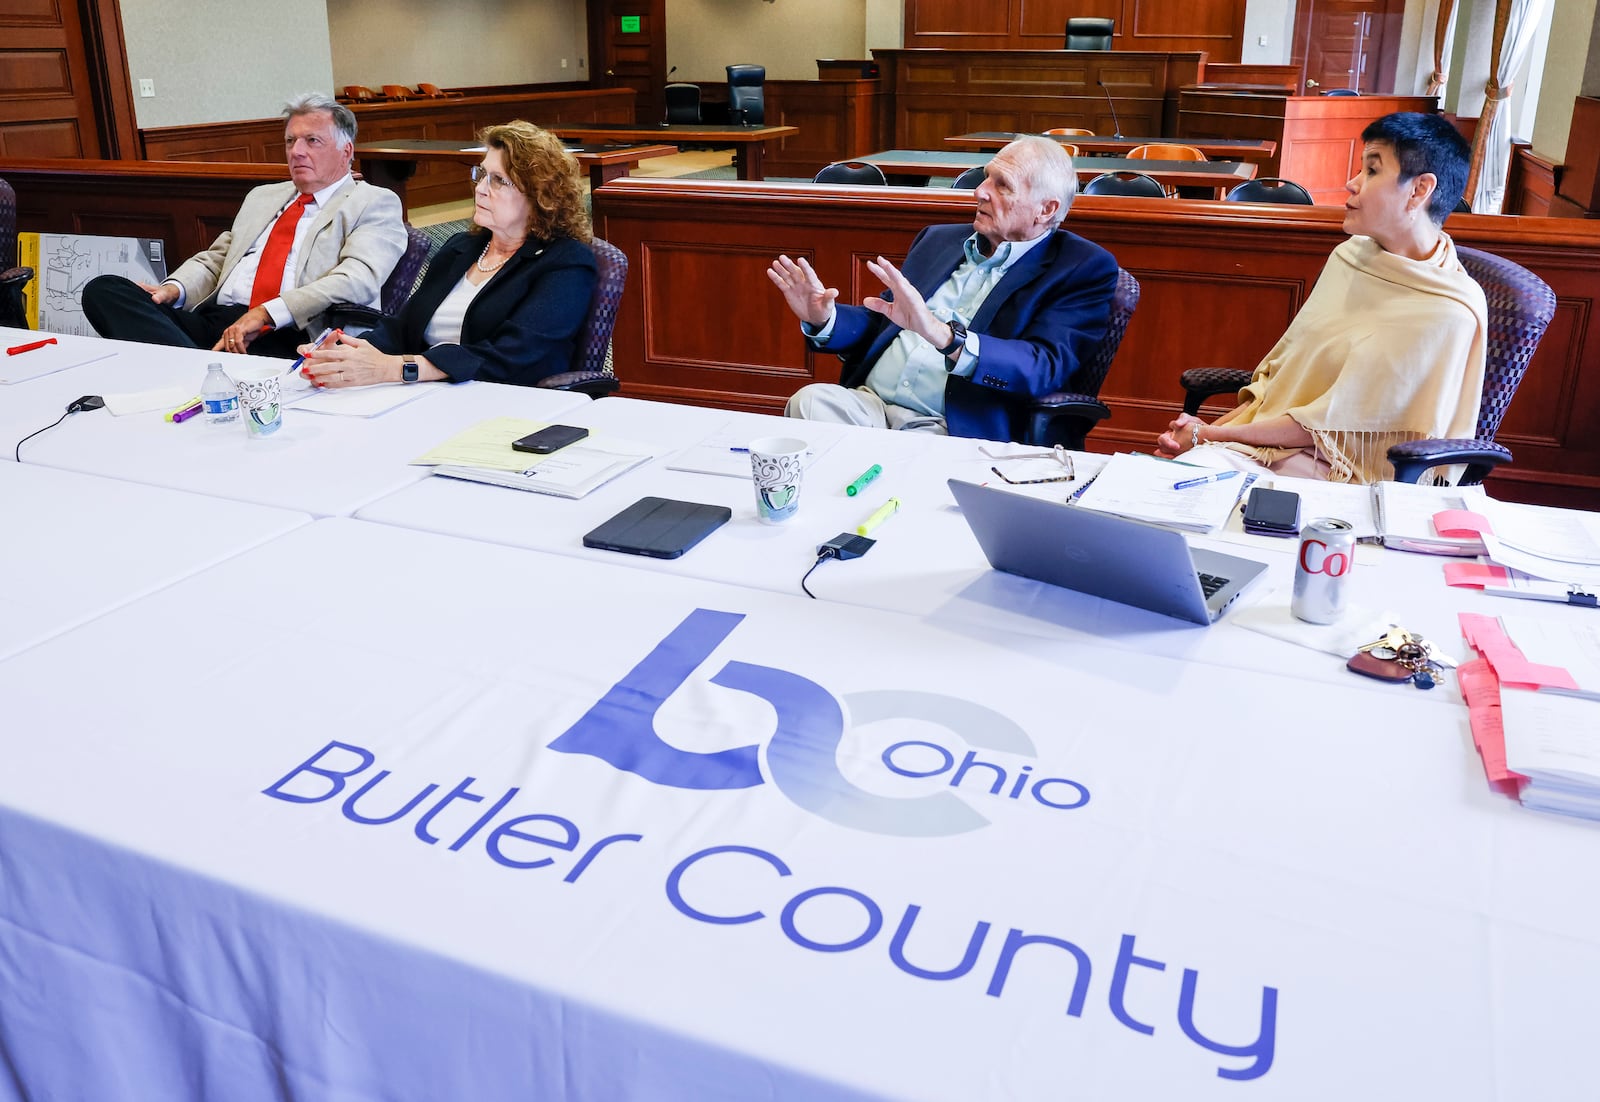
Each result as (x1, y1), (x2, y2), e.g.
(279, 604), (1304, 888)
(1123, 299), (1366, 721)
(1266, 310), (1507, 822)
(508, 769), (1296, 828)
(422, 268), (490, 347)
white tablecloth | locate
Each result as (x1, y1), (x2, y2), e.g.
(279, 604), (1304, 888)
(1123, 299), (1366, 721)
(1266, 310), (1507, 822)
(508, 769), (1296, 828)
(0, 462), (308, 660)
(2, 517), (1598, 1100)
(0, 327), (588, 516)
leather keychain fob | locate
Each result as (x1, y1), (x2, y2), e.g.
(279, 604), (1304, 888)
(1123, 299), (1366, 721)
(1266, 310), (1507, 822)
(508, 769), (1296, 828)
(1347, 650), (1416, 682)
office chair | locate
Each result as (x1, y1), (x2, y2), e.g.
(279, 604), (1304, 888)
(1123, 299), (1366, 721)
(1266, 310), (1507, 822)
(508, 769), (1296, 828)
(1064, 18), (1115, 50)
(380, 85), (412, 101)
(1082, 171), (1166, 198)
(1127, 143), (1206, 162)
(1321, 88), (1361, 96)
(537, 237), (628, 397)
(726, 64), (766, 126)
(951, 165), (989, 189)
(1044, 127), (1095, 137)
(1225, 177), (1315, 205)
(1454, 195), (1473, 214)
(0, 176), (31, 329)
(814, 161), (888, 186)
(664, 83), (702, 124)
(415, 83), (463, 99)
(1177, 246), (1556, 485)
(341, 85), (378, 103)
(322, 223), (434, 336)
(1020, 267), (1141, 447)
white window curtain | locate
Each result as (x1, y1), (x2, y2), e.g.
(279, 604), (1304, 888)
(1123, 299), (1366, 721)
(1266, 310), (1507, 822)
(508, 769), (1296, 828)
(1466, 0), (1548, 213)
(1426, 0), (1457, 96)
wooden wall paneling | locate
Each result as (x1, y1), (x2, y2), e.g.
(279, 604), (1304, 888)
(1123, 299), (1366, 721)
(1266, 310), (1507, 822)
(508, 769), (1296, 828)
(2, 158), (285, 261)
(903, 0), (1246, 56)
(907, 0), (1011, 41)
(878, 50), (1200, 148)
(139, 89), (638, 211)
(594, 178), (1600, 508)
(0, 0), (100, 158)
(763, 80), (881, 179)
(1557, 97), (1600, 213)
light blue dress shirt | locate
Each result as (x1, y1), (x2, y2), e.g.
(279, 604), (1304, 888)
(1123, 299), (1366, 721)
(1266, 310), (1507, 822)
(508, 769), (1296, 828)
(807, 230), (1050, 417)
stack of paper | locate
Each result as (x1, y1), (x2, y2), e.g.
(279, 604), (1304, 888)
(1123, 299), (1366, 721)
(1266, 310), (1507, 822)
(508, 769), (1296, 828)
(1071, 453), (1250, 532)
(415, 417), (655, 500)
(1458, 611), (1600, 819)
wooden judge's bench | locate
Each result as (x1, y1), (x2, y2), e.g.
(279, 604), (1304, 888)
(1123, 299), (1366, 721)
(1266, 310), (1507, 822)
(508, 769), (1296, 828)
(1177, 86), (1441, 204)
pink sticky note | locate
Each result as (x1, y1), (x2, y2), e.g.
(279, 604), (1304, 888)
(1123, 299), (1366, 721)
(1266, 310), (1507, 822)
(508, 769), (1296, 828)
(1458, 657), (1527, 792)
(1434, 509), (1493, 538)
(1444, 562), (1510, 589)
(1457, 613), (1581, 691)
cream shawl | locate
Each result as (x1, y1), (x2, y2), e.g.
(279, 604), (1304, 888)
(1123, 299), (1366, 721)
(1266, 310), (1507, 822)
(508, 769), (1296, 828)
(1225, 233), (1488, 483)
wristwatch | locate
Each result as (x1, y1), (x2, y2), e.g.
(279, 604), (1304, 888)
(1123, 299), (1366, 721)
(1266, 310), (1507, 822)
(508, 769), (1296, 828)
(401, 357), (419, 383)
(938, 319), (968, 359)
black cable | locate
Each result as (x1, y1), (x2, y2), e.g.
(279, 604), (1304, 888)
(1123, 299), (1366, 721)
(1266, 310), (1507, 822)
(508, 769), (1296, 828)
(800, 548), (837, 599)
(14, 396), (104, 462)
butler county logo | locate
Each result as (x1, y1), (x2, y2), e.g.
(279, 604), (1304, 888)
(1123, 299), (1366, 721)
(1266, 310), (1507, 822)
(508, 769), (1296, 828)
(547, 608), (1089, 836)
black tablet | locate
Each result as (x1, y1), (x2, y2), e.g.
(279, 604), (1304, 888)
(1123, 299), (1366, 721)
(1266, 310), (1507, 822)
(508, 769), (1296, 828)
(582, 497), (732, 559)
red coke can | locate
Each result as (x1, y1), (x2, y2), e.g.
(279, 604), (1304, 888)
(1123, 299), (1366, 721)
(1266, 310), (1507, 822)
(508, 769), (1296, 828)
(1291, 518), (1355, 623)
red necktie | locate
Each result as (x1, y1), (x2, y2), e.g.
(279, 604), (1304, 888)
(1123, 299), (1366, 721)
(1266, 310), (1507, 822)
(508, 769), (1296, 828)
(248, 192), (314, 309)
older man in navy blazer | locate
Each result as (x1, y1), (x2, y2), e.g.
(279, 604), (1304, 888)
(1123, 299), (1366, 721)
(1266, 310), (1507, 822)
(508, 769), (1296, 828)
(83, 93), (406, 359)
(770, 136), (1117, 441)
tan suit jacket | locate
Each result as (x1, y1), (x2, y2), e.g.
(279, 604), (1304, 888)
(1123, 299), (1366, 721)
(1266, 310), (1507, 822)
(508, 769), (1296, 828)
(169, 178), (407, 332)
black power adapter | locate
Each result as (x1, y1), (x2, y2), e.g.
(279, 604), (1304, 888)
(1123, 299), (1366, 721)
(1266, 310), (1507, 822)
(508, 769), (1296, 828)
(801, 532), (876, 598)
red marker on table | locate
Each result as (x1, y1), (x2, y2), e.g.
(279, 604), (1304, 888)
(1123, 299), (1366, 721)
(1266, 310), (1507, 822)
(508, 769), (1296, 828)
(6, 337), (58, 356)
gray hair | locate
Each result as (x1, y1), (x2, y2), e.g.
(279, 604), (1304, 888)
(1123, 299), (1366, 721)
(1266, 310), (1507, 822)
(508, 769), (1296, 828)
(282, 92), (357, 146)
(1002, 135), (1079, 228)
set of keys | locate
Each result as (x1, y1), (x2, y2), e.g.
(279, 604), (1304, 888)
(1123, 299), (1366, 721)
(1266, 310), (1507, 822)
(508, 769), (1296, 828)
(1348, 626), (1451, 690)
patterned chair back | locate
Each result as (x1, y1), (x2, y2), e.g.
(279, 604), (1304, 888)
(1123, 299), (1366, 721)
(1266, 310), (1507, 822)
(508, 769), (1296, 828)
(381, 224), (434, 316)
(573, 237), (628, 375)
(1455, 246), (1557, 443)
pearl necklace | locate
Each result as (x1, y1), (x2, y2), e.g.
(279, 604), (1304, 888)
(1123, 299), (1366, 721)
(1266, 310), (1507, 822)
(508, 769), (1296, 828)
(476, 242), (514, 273)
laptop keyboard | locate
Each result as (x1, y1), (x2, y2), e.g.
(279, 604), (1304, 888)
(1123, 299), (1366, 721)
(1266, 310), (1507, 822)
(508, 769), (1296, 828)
(1197, 572), (1230, 599)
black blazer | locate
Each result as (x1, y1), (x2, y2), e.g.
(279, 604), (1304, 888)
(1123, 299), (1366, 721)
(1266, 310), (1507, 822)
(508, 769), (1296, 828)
(368, 231), (598, 386)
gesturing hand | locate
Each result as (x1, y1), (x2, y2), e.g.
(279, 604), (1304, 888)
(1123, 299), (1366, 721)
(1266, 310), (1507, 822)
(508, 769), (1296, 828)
(863, 255), (950, 351)
(767, 254), (838, 328)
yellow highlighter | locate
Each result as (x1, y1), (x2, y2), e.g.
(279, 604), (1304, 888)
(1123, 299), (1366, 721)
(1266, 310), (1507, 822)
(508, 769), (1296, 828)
(856, 497), (901, 537)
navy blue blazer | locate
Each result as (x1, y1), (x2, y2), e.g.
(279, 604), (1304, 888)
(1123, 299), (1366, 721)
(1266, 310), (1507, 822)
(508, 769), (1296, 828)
(818, 223), (1118, 440)
(368, 231), (597, 387)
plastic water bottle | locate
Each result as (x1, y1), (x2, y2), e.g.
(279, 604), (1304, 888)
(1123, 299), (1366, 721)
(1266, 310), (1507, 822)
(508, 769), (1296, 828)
(201, 362), (239, 424)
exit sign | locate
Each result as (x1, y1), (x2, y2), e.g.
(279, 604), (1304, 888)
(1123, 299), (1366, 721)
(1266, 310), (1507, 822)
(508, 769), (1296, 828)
(620, 15), (640, 32)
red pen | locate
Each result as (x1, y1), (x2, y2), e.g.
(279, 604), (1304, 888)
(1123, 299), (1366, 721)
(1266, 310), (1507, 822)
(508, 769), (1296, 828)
(6, 337), (58, 356)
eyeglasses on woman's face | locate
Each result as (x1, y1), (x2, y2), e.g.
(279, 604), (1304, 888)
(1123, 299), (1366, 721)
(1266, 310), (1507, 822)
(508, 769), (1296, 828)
(470, 164), (516, 193)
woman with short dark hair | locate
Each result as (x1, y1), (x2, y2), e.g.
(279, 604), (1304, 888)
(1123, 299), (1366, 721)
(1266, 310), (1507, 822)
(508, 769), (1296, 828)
(1157, 112), (1487, 483)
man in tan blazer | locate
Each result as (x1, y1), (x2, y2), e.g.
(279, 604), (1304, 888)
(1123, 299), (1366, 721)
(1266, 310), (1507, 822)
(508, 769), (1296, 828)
(83, 93), (407, 358)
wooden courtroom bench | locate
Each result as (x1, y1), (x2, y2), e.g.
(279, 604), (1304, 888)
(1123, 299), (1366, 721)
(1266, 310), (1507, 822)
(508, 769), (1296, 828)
(592, 177), (1600, 511)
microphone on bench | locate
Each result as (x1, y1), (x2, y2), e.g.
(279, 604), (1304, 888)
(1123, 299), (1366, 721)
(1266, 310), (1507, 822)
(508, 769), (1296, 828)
(1097, 79), (1125, 140)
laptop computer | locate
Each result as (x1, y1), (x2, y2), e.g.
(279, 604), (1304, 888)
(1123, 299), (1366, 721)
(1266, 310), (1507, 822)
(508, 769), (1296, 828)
(948, 479), (1267, 625)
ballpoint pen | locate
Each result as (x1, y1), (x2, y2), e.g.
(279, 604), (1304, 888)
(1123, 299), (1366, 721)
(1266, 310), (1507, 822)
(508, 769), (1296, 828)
(292, 327), (340, 373)
(6, 338), (58, 356)
(1173, 470), (1240, 491)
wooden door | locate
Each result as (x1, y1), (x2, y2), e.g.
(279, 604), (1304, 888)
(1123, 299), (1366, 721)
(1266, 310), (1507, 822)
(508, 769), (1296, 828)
(588, 0), (666, 126)
(1293, 0), (1401, 95)
(1, 0), (105, 157)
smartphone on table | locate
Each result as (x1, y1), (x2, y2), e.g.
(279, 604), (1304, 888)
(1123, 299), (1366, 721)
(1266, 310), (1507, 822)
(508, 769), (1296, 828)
(1241, 486), (1302, 536)
(512, 425), (589, 454)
